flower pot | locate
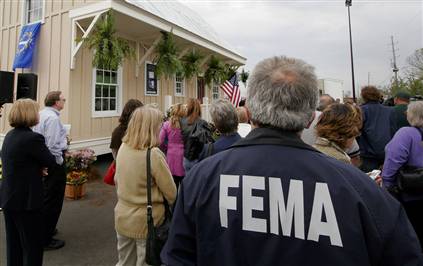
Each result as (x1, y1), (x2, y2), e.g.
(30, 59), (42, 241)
(65, 182), (86, 200)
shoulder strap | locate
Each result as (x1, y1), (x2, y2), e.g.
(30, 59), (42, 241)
(146, 148), (171, 220)
(207, 143), (214, 157)
(146, 148), (153, 218)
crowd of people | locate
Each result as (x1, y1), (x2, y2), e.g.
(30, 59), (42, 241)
(1, 55), (423, 265)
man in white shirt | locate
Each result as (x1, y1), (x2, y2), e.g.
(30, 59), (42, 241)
(33, 91), (67, 250)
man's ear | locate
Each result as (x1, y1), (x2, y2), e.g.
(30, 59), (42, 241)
(305, 111), (316, 129)
(244, 106), (252, 123)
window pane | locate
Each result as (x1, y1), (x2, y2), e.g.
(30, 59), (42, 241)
(35, 0), (42, 9)
(96, 70), (103, 83)
(95, 99), (101, 111)
(104, 71), (111, 84)
(95, 85), (102, 97)
(102, 99), (109, 111)
(110, 99), (116, 111)
(111, 72), (117, 84)
(110, 86), (116, 97)
(102, 86), (109, 97)
(36, 8), (42, 21)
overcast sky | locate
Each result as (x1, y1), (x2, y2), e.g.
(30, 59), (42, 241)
(184, 0), (422, 96)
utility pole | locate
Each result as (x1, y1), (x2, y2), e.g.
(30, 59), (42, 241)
(346, 0), (356, 102)
(390, 35), (399, 87)
(368, 72), (370, 85)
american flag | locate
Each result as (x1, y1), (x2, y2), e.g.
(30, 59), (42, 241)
(220, 73), (241, 107)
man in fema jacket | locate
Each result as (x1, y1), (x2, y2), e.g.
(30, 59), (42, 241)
(162, 56), (423, 265)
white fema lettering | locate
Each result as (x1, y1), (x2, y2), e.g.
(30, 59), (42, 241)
(219, 175), (343, 247)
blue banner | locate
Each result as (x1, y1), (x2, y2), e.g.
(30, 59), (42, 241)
(12, 22), (41, 70)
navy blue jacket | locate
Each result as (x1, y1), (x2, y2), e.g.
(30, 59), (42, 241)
(358, 101), (393, 160)
(162, 127), (422, 266)
(198, 133), (242, 160)
(0, 127), (56, 210)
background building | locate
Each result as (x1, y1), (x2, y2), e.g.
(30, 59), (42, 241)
(0, 0), (246, 154)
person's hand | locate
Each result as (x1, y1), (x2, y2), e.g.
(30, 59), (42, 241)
(41, 168), (48, 176)
(66, 135), (72, 146)
(375, 175), (383, 186)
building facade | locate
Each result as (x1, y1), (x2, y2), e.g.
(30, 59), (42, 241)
(0, 0), (246, 154)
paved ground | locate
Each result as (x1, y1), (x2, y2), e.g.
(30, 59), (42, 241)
(0, 154), (118, 266)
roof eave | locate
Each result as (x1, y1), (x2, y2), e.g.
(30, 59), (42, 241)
(69, 0), (246, 65)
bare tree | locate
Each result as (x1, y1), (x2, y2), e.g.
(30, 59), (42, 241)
(407, 48), (423, 79)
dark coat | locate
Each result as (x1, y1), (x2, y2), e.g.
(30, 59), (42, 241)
(162, 127), (422, 266)
(0, 127), (56, 210)
(358, 101), (393, 160)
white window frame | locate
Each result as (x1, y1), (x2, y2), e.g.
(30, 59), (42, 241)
(174, 73), (185, 97)
(212, 81), (220, 100)
(21, 0), (45, 25)
(145, 61), (160, 96)
(91, 67), (123, 118)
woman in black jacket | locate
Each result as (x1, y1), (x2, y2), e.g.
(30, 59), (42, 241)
(0, 99), (56, 266)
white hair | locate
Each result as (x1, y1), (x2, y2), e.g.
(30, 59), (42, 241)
(407, 101), (423, 127)
(210, 99), (238, 134)
(247, 56), (318, 131)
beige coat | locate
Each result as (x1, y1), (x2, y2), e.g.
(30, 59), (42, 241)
(114, 145), (177, 239)
(313, 137), (351, 164)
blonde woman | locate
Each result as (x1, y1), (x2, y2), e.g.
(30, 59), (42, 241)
(0, 99), (56, 266)
(159, 103), (186, 189)
(114, 106), (177, 266)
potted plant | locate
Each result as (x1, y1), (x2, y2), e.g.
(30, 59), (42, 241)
(64, 149), (96, 200)
(154, 31), (183, 79)
(224, 64), (239, 80)
(82, 10), (134, 69)
(204, 55), (226, 86)
(240, 68), (249, 87)
(181, 49), (204, 79)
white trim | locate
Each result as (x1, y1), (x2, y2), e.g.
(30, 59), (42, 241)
(69, 0), (112, 19)
(172, 27), (246, 65)
(70, 11), (106, 69)
(174, 74), (185, 97)
(138, 36), (161, 67)
(91, 67), (123, 118)
(69, 137), (111, 156)
(144, 61), (160, 96)
(21, 0), (46, 26)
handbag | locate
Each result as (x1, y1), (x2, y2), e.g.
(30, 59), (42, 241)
(397, 166), (423, 193)
(145, 148), (172, 266)
(396, 127), (423, 194)
(103, 161), (115, 186)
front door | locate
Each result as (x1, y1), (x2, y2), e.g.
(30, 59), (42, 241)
(197, 77), (205, 104)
